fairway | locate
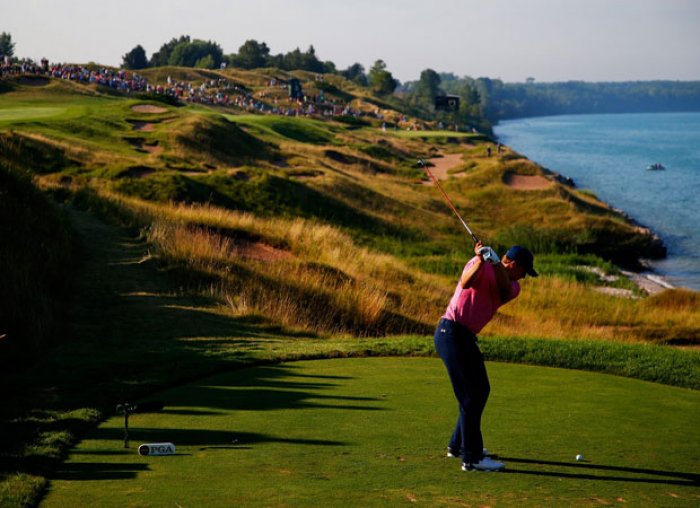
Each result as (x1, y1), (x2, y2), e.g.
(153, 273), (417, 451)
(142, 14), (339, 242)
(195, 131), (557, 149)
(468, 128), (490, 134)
(0, 106), (67, 123)
(42, 358), (699, 507)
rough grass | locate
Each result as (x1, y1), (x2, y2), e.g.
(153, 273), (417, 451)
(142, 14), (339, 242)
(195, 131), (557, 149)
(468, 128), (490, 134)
(46, 185), (699, 345)
(225, 114), (337, 144)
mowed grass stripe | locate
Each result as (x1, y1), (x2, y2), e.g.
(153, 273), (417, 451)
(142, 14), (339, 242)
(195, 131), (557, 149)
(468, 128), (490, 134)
(43, 358), (700, 507)
(0, 107), (68, 123)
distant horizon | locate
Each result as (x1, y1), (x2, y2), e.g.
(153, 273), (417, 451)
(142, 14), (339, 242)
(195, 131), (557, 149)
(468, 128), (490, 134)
(4, 0), (699, 84)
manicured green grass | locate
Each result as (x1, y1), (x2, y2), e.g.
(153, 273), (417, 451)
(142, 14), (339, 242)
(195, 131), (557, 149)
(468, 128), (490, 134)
(0, 88), (119, 127)
(0, 107), (67, 123)
(42, 358), (700, 507)
(224, 114), (338, 144)
(391, 130), (486, 140)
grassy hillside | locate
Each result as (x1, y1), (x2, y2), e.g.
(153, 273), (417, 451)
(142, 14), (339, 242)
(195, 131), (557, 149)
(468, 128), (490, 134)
(0, 69), (698, 508)
(0, 69), (695, 340)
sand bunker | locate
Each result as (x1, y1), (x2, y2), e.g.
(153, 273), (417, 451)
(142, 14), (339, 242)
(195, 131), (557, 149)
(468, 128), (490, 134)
(504, 174), (552, 190)
(131, 104), (168, 114)
(127, 120), (156, 132)
(142, 144), (162, 154)
(421, 153), (464, 184)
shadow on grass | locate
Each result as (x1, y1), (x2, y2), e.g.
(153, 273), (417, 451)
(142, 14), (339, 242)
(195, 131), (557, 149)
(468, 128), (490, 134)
(51, 463), (149, 481)
(500, 456), (700, 487)
(0, 211), (334, 495)
(52, 430), (345, 482)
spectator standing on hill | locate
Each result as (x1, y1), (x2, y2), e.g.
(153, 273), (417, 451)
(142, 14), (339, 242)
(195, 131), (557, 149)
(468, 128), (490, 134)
(434, 242), (537, 472)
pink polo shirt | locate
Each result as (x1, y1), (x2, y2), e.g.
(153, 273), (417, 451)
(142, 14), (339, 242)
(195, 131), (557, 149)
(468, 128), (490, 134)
(442, 257), (520, 334)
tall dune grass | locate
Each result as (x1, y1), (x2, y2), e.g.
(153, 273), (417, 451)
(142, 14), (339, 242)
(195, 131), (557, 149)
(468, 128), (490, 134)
(52, 186), (697, 344)
(93, 193), (444, 335)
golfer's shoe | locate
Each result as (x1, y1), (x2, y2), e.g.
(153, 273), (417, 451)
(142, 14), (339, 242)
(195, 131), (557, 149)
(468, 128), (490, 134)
(462, 457), (505, 472)
(447, 447), (489, 458)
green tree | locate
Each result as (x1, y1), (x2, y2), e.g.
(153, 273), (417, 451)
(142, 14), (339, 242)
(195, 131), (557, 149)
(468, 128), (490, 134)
(149, 35), (190, 67)
(342, 63), (368, 86)
(368, 60), (397, 95)
(323, 60), (337, 73)
(232, 40), (270, 69)
(0, 32), (15, 59)
(121, 44), (148, 70)
(195, 55), (215, 69)
(168, 39), (223, 68)
(300, 45), (325, 73)
(411, 68), (442, 109)
(418, 69), (441, 98)
(282, 47), (304, 70)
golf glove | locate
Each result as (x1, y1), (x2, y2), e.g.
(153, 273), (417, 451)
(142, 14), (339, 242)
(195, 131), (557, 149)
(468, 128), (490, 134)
(478, 246), (500, 264)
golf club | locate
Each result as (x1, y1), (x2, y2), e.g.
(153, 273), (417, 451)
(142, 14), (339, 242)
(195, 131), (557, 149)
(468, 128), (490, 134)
(418, 159), (480, 244)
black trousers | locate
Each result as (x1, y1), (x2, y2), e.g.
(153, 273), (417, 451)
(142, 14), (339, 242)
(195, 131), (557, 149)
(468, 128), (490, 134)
(434, 318), (490, 464)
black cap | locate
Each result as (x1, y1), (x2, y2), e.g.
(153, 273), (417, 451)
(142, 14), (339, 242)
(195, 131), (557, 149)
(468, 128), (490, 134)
(506, 246), (538, 277)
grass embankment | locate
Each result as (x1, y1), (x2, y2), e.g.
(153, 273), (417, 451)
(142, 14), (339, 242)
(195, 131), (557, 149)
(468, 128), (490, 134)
(1, 72), (698, 507)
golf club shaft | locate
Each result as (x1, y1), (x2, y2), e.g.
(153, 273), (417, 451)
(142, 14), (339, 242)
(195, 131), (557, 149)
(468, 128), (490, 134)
(419, 160), (480, 243)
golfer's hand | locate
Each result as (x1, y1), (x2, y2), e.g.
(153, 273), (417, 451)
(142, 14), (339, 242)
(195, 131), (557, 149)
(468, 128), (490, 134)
(474, 241), (484, 257)
(478, 246), (501, 264)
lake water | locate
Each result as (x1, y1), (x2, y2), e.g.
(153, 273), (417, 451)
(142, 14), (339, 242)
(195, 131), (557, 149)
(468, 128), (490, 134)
(494, 112), (700, 291)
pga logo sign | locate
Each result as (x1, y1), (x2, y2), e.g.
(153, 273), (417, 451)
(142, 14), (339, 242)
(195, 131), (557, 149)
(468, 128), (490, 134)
(138, 442), (176, 456)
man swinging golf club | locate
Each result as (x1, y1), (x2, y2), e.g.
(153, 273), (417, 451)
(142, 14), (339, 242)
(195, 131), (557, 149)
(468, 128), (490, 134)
(434, 241), (537, 472)
(417, 158), (538, 471)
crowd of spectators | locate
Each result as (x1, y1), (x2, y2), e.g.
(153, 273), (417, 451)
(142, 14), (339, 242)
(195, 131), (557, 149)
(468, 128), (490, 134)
(1, 59), (392, 122)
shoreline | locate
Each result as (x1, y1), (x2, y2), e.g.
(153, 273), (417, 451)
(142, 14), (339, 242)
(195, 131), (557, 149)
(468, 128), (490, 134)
(557, 175), (675, 294)
(494, 113), (700, 294)
(504, 153), (675, 295)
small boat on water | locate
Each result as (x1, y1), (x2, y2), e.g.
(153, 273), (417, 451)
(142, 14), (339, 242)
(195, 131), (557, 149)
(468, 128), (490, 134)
(647, 163), (665, 171)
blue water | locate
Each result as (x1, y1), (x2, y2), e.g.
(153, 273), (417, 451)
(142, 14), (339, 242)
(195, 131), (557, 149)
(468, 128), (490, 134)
(494, 112), (700, 291)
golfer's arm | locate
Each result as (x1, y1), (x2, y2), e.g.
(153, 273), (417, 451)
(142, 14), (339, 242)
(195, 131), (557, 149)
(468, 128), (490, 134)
(460, 258), (484, 288)
(492, 263), (514, 302)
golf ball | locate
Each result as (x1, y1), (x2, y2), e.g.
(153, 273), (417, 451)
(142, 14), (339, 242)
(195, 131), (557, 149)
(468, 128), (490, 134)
(575, 454), (584, 461)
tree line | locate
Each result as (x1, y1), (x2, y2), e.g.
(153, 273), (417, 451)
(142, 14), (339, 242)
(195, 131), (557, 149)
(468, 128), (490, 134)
(430, 75), (700, 122)
(6, 30), (700, 130)
(122, 36), (398, 95)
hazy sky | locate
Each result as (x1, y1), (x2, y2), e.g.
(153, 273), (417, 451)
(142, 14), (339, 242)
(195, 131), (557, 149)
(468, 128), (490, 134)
(4, 0), (699, 83)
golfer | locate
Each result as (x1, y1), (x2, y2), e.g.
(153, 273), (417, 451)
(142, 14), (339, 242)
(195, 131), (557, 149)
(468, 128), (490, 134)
(434, 241), (537, 471)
